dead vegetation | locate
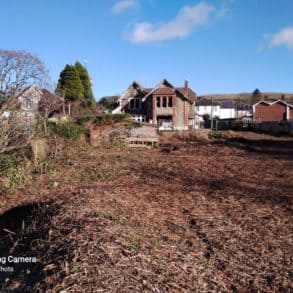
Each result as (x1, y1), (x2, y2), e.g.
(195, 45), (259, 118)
(0, 131), (292, 292)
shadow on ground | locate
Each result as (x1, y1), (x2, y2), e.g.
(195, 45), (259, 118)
(216, 138), (293, 159)
(0, 200), (79, 292)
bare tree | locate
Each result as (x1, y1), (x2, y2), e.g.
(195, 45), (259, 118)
(0, 49), (50, 99)
(0, 87), (38, 154)
(38, 89), (63, 135)
(0, 49), (50, 154)
(55, 87), (66, 115)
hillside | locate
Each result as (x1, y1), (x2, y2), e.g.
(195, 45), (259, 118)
(198, 92), (293, 104)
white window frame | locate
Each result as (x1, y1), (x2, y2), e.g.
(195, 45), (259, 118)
(131, 114), (146, 122)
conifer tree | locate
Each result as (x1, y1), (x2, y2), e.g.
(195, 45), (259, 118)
(57, 65), (83, 101)
(250, 88), (262, 105)
(75, 61), (95, 105)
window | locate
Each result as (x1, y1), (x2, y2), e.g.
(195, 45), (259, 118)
(129, 98), (141, 110)
(162, 97), (167, 108)
(131, 115), (146, 122)
(129, 99), (135, 109)
(24, 98), (33, 110)
(135, 99), (140, 109)
(168, 96), (173, 107)
(156, 96), (161, 107)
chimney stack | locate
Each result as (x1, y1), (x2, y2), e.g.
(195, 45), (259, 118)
(184, 79), (189, 99)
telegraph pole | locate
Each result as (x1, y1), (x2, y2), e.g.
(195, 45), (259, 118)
(210, 96), (213, 130)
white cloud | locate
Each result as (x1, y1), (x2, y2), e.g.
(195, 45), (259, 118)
(112, 0), (138, 14)
(268, 26), (293, 50)
(127, 2), (215, 43)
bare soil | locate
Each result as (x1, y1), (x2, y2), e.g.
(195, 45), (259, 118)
(0, 131), (292, 292)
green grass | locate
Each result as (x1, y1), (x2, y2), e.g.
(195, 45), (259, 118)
(210, 131), (222, 139)
(48, 122), (85, 141)
(79, 166), (109, 182)
(0, 153), (30, 192)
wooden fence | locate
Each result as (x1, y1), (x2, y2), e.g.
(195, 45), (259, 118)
(230, 120), (293, 136)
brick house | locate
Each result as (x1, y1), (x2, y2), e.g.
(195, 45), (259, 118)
(112, 79), (196, 130)
(253, 100), (293, 122)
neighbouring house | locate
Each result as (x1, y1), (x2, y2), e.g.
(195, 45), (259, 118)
(195, 98), (221, 128)
(112, 79), (196, 130)
(0, 85), (62, 126)
(220, 101), (236, 119)
(196, 98), (221, 118)
(253, 100), (293, 122)
(236, 104), (252, 119)
(16, 86), (44, 124)
(195, 98), (237, 126)
(236, 104), (253, 125)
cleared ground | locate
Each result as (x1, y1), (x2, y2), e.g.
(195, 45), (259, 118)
(0, 131), (292, 292)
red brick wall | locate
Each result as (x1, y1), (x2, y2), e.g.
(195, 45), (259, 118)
(151, 92), (193, 128)
(254, 102), (287, 122)
(289, 107), (293, 121)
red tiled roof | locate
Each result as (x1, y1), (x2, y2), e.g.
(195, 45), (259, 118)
(133, 79), (196, 104)
(153, 87), (176, 95)
(176, 87), (196, 103)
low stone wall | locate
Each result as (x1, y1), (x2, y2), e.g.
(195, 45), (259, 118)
(89, 123), (159, 147)
(89, 124), (128, 147)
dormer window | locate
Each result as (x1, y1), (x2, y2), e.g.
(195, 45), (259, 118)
(129, 98), (141, 110)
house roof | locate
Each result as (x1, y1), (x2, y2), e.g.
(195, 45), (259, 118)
(142, 79), (196, 104)
(153, 87), (176, 95)
(118, 81), (147, 101)
(197, 98), (220, 106)
(254, 99), (293, 108)
(15, 85), (43, 100)
(177, 87), (196, 103)
(221, 101), (235, 109)
(237, 104), (251, 111)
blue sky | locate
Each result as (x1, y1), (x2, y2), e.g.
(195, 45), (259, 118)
(1, 0), (292, 99)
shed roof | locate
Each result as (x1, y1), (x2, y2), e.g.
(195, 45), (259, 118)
(254, 99), (293, 108)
